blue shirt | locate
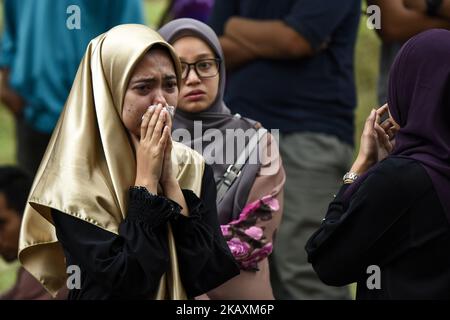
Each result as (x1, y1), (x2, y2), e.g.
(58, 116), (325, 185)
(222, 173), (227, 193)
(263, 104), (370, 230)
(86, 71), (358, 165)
(0, 0), (144, 133)
(209, 0), (361, 146)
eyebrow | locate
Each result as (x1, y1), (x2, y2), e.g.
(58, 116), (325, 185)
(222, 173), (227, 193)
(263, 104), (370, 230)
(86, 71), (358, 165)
(180, 53), (215, 62)
(130, 75), (177, 85)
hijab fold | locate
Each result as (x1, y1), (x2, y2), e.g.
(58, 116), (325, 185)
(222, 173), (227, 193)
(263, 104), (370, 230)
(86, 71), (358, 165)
(388, 29), (450, 220)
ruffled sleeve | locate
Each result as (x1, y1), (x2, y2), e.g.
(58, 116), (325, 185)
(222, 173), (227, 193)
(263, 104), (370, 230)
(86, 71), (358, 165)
(52, 187), (181, 299)
(52, 169), (239, 299)
(169, 165), (240, 297)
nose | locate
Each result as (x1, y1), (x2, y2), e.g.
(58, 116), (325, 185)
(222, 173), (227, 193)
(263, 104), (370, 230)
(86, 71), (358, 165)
(151, 88), (167, 106)
(185, 66), (201, 85)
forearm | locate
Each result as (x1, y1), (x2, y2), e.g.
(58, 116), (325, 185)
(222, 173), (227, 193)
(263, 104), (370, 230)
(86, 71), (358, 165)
(0, 68), (25, 115)
(225, 17), (313, 59)
(52, 204), (170, 297)
(169, 188), (240, 297)
(403, 0), (450, 19)
(383, 12), (450, 41)
(306, 188), (366, 286)
(162, 179), (189, 216)
(219, 36), (257, 70)
(306, 177), (402, 287)
(370, 0), (450, 42)
(0, 88), (23, 114)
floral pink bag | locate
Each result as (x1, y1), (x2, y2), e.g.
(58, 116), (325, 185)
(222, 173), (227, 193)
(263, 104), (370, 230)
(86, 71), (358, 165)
(221, 195), (279, 271)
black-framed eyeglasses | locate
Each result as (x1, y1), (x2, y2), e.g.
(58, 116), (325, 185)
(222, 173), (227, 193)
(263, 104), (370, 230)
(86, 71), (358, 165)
(180, 58), (221, 80)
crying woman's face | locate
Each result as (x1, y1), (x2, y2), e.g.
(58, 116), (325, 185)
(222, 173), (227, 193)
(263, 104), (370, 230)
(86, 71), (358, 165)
(122, 47), (178, 138)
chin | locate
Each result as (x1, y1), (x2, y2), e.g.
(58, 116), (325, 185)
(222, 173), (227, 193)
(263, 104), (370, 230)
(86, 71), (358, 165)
(180, 102), (208, 113)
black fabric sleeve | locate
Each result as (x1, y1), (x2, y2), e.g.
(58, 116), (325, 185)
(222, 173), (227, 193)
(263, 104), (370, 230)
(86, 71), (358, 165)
(305, 159), (433, 286)
(170, 164), (240, 297)
(51, 187), (182, 298)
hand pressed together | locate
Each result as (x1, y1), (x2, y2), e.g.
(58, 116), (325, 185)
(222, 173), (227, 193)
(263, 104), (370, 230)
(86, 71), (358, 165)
(132, 104), (172, 194)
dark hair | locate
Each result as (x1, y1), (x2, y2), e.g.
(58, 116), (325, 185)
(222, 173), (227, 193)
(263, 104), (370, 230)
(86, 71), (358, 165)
(0, 166), (32, 215)
(147, 43), (173, 59)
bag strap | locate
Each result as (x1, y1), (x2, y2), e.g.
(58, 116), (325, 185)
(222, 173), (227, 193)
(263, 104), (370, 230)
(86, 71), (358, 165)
(216, 126), (267, 204)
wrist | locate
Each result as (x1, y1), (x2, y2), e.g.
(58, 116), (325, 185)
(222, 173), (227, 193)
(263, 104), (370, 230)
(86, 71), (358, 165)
(134, 179), (158, 195)
(160, 177), (178, 190)
(350, 157), (374, 176)
(343, 171), (359, 184)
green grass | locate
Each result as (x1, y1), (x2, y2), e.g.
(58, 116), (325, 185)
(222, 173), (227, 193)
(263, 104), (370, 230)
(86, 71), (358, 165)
(0, 2), (380, 298)
(145, 0), (168, 28)
(354, 20), (382, 153)
(0, 260), (19, 294)
(0, 105), (15, 164)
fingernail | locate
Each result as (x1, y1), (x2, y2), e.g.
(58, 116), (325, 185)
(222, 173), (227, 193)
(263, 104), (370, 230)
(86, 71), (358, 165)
(148, 105), (155, 112)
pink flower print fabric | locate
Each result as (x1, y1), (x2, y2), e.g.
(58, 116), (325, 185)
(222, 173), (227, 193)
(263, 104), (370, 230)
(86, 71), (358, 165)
(221, 195), (279, 271)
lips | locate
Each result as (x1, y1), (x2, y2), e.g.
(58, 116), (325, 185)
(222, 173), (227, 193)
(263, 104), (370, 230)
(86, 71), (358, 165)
(184, 89), (206, 100)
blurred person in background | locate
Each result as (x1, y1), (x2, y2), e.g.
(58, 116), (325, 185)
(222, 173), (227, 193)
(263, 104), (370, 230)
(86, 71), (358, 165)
(367, 0), (450, 104)
(160, 18), (286, 299)
(209, 0), (361, 299)
(0, 0), (144, 176)
(0, 166), (67, 299)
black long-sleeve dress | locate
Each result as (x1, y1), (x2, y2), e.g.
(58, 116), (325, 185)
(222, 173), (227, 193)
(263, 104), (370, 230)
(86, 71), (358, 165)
(51, 164), (240, 299)
(306, 157), (450, 299)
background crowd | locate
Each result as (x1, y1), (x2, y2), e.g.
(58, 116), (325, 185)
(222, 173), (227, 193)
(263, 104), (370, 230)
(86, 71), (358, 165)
(1, 0), (449, 300)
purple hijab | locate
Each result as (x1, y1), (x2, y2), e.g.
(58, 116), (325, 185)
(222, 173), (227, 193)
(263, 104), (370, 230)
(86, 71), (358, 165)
(345, 29), (450, 221)
(159, 18), (262, 224)
(389, 29), (450, 217)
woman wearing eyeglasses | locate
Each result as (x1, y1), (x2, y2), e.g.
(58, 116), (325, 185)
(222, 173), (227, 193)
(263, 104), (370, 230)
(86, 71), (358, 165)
(159, 19), (286, 300)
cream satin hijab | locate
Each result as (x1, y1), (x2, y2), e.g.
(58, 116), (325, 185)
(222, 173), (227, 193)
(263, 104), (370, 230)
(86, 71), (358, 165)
(18, 24), (205, 299)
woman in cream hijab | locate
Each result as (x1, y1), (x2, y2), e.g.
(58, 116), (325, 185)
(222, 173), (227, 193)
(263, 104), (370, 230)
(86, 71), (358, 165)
(18, 24), (239, 299)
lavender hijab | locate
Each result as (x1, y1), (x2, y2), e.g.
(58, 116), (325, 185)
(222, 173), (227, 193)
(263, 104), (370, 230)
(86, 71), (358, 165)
(345, 29), (450, 221)
(159, 18), (262, 224)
